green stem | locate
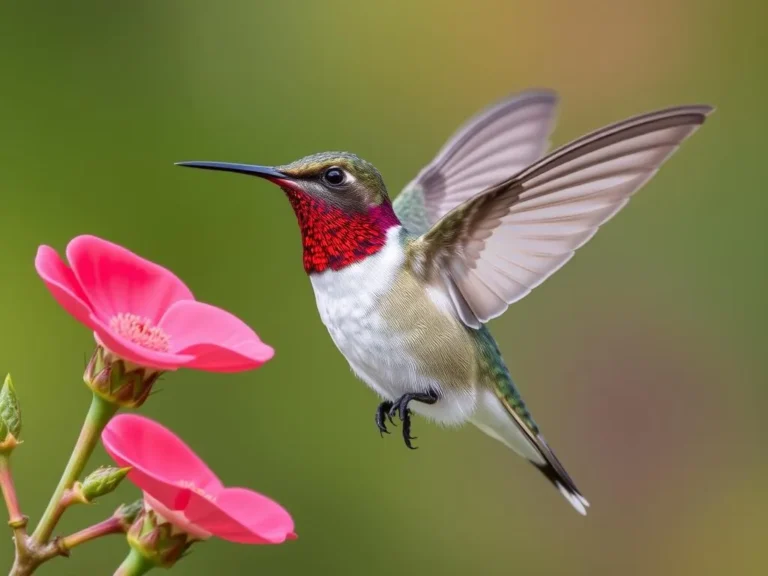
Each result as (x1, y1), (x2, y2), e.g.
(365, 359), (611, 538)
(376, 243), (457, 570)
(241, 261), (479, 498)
(0, 454), (26, 528)
(60, 515), (125, 551)
(31, 393), (118, 544)
(114, 548), (156, 576)
(8, 514), (129, 575)
(1, 454), (31, 574)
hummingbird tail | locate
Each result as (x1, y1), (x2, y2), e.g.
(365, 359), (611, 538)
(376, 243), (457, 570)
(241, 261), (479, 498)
(470, 388), (590, 515)
(531, 437), (590, 516)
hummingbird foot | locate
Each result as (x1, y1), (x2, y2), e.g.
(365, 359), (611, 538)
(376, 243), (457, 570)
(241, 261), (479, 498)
(375, 401), (396, 436)
(386, 390), (439, 449)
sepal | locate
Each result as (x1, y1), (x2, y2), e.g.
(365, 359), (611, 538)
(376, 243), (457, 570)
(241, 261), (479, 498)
(114, 499), (144, 530)
(84, 347), (161, 408)
(126, 507), (195, 569)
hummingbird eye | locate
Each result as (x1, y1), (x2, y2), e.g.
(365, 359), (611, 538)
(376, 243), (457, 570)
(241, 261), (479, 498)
(323, 167), (346, 187)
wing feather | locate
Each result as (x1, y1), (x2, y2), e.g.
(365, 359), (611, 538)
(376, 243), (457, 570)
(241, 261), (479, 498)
(392, 90), (559, 234)
(411, 105), (713, 327)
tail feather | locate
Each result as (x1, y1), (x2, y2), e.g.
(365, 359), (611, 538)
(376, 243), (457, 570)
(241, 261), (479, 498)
(470, 388), (589, 515)
(534, 435), (590, 515)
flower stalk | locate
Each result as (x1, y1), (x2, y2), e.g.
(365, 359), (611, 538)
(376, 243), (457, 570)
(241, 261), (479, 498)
(31, 393), (119, 544)
(114, 548), (156, 576)
(60, 514), (126, 550)
(0, 454), (24, 527)
(0, 454), (27, 551)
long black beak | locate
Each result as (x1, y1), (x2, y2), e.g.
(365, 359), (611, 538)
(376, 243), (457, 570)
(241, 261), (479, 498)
(175, 161), (289, 181)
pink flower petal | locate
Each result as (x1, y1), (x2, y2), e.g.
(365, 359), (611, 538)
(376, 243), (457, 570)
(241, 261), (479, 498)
(185, 487), (296, 544)
(159, 300), (274, 372)
(92, 315), (194, 371)
(102, 415), (222, 505)
(102, 415), (295, 545)
(66, 235), (194, 325)
(35, 245), (98, 329)
(143, 492), (213, 540)
(173, 342), (274, 373)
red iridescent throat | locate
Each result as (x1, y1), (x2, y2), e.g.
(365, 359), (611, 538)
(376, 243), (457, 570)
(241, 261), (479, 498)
(281, 186), (400, 274)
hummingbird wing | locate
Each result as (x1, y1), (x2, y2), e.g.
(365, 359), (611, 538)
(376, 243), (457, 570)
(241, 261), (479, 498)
(392, 90), (559, 234)
(410, 105), (713, 328)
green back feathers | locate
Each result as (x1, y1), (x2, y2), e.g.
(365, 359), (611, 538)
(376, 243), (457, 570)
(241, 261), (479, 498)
(472, 326), (539, 434)
(392, 183), (432, 233)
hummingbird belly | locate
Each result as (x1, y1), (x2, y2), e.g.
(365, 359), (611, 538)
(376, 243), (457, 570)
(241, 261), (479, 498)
(309, 228), (479, 425)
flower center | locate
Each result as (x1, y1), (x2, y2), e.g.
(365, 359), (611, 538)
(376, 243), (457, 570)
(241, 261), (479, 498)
(109, 313), (170, 352)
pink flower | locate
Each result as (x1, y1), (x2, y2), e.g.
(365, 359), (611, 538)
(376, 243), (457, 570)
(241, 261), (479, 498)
(102, 414), (296, 544)
(35, 235), (273, 372)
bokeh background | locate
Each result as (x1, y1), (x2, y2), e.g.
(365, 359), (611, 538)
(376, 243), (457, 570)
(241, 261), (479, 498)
(1, 1), (766, 574)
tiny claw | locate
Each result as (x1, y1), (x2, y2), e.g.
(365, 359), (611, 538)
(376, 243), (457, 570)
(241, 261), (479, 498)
(402, 417), (419, 449)
(375, 401), (393, 436)
(376, 418), (389, 436)
(385, 390), (438, 450)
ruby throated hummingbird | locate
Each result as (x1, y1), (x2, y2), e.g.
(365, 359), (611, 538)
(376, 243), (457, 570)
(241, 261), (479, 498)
(178, 91), (712, 514)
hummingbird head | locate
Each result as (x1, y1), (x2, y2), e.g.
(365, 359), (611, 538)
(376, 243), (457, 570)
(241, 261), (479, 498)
(277, 151), (391, 208)
(177, 152), (401, 274)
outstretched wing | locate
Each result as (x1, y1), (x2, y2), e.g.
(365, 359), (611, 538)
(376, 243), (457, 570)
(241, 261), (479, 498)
(392, 90), (559, 234)
(410, 105), (714, 328)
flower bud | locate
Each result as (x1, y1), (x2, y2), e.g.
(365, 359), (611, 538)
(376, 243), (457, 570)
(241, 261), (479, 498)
(0, 374), (21, 453)
(127, 507), (195, 569)
(78, 466), (131, 502)
(84, 347), (161, 408)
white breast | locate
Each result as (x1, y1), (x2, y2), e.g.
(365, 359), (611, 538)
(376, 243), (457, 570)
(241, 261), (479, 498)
(309, 227), (403, 396)
(309, 226), (476, 425)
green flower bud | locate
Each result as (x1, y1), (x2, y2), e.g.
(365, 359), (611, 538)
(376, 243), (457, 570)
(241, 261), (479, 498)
(0, 374), (21, 452)
(80, 466), (131, 502)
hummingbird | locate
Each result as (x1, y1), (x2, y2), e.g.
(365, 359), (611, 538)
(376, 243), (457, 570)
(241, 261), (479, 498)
(177, 91), (712, 515)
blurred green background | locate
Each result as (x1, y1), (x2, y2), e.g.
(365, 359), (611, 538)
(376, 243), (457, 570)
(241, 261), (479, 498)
(1, 1), (765, 574)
